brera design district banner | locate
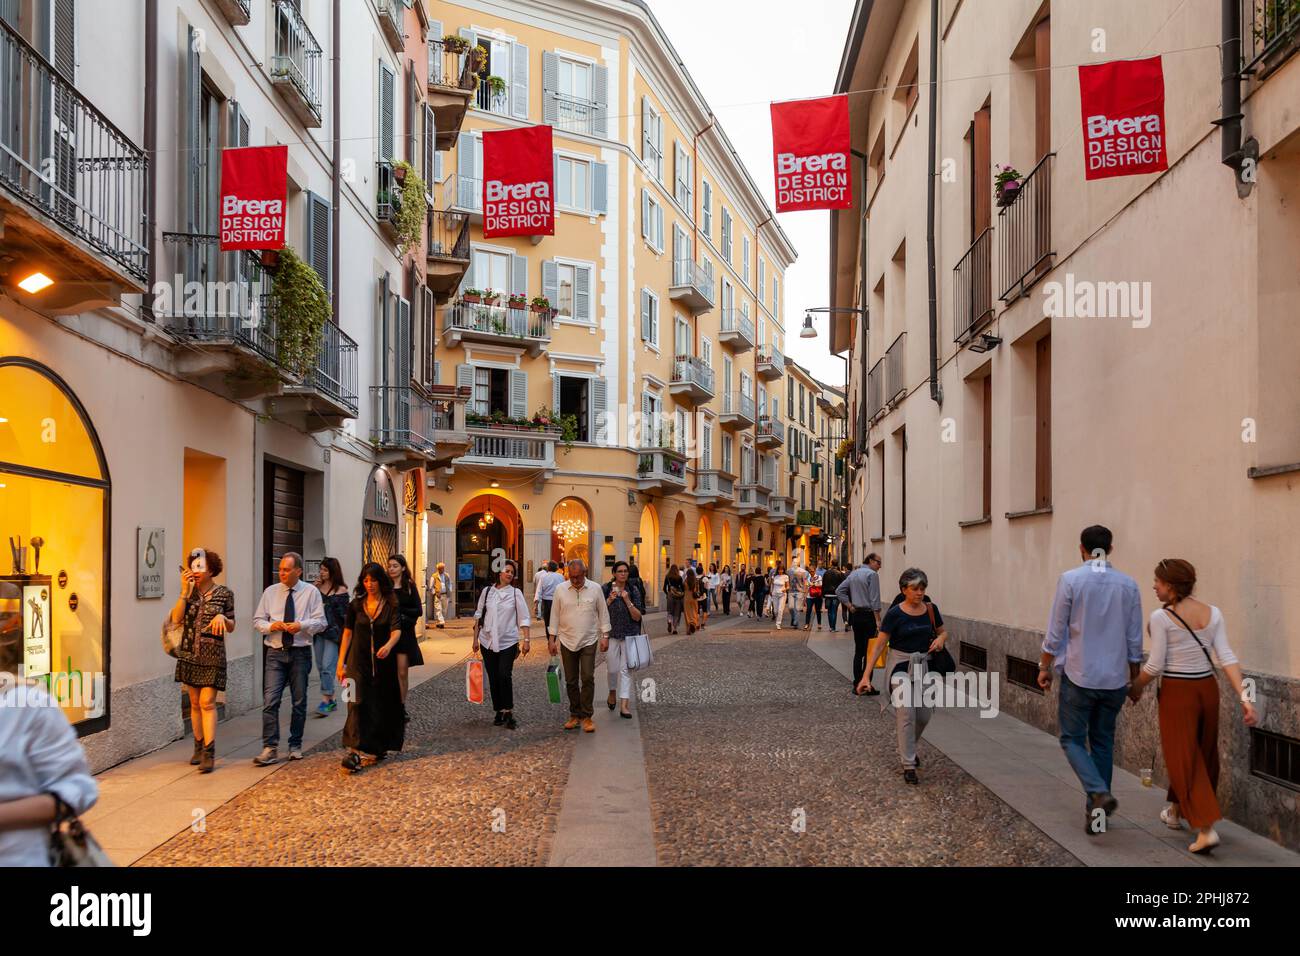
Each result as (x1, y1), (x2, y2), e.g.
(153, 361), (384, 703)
(219, 144), (289, 250)
(483, 125), (556, 238)
(770, 94), (853, 213)
(1078, 55), (1169, 180)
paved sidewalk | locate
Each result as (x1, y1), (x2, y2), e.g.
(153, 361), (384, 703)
(806, 629), (1300, 867)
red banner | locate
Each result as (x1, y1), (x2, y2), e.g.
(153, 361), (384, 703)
(219, 145), (288, 250)
(482, 125), (555, 238)
(1078, 55), (1168, 181)
(770, 95), (852, 213)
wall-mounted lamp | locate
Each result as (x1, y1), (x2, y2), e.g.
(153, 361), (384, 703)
(968, 332), (1002, 354)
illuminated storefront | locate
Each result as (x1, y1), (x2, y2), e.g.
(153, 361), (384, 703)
(0, 358), (110, 734)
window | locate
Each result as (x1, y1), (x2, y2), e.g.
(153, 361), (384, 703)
(558, 375), (590, 442)
(788, 376), (795, 409)
(471, 248), (512, 294)
(674, 142), (692, 210)
(701, 337), (713, 368)
(721, 278), (734, 316)
(675, 407), (688, 456)
(674, 315), (690, 358)
(701, 421), (713, 469)
(641, 189), (664, 252)
(868, 129), (885, 197)
(544, 260), (592, 322)
(556, 156), (591, 211)
(893, 39), (920, 127)
(723, 434), (733, 474)
(701, 180), (713, 238)
(742, 236), (751, 286)
(721, 208), (733, 263)
(800, 383), (806, 425)
(642, 391), (663, 445)
(1036, 334), (1051, 509)
(471, 34), (528, 119)
(556, 263), (577, 318)
(641, 96), (663, 180)
(758, 259), (765, 304)
(640, 289), (660, 347)
(473, 367), (511, 416)
(773, 275), (780, 319)
(558, 57), (591, 101)
(544, 51), (606, 136)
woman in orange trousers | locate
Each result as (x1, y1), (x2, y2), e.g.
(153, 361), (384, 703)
(1129, 560), (1258, 855)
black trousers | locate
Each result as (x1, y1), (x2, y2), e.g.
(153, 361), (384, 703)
(481, 643), (520, 711)
(850, 609), (878, 686)
(807, 596), (824, 624)
(722, 587), (731, 615)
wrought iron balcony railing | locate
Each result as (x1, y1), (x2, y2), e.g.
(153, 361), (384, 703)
(671, 354), (715, 395)
(446, 298), (554, 341)
(429, 39), (476, 91)
(954, 226), (994, 341)
(998, 152), (1053, 301)
(885, 334), (906, 405)
(0, 18), (148, 283)
(671, 258), (716, 305)
(270, 0), (324, 126)
(159, 232), (277, 361)
(757, 415), (786, 443)
(377, 158), (402, 228)
(300, 318), (358, 414)
(723, 390), (756, 421)
(376, 0), (404, 51)
(555, 93), (599, 136)
(371, 385), (437, 452)
(455, 173), (482, 212)
(866, 359), (884, 421)
(427, 209), (470, 260)
(1243, 0), (1300, 72)
(756, 344), (785, 375)
(719, 309), (756, 347)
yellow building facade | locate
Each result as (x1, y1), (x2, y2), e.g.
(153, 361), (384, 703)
(426, 0), (797, 612)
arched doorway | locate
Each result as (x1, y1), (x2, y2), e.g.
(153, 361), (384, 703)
(636, 503), (659, 606)
(739, 523), (752, 572)
(720, 521), (732, 572)
(455, 494), (522, 614)
(672, 511), (686, 567)
(0, 358), (110, 734)
(696, 516), (711, 570)
(550, 497), (591, 569)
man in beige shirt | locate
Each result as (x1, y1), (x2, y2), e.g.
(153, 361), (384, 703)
(547, 559), (611, 732)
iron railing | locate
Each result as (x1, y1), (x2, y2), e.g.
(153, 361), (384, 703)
(427, 208), (470, 260)
(428, 39), (476, 91)
(1243, 0), (1300, 72)
(214, 0), (252, 26)
(866, 359), (884, 420)
(555, 92), (599, 136)
(671, 354), (715, 395)
(757, 415), (786, 443)
(737, 485), (770, 512)
(476, 79), (509, 115)
(885, 334), (906, 404)
(447, 298), (554, 340)
(723, 390), (756, 420)
(998, 152), (1053, 301)
(954, 226), (994, 341)
(720, 309), (755, 344)
(637, 447), (687, 482)
(455, 172), (482, 211)
(671, 258), (716, 304)
(159, 232), (276, 361)
(377, 158), (402, 227)
(271, 0), (323, 124)
(376, 0), (403, 44)
(0, 18), (148, 283)
(757, 344), (785, 374)
(301, 319), (358, 414)
(371, 385), (436, 451)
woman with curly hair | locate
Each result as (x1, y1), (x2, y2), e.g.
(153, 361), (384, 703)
(336, 563), (404, 773)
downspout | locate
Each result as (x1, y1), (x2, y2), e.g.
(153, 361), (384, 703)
(143, 0), (157, 321)
(925, 0), (941, 405)
(691, 113), (716, 360)
(331, 0), (341, 324)
(1216, 0), (1246, 175)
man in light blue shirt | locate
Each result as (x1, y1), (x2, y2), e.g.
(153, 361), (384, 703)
(1038, 525), (1143, 832)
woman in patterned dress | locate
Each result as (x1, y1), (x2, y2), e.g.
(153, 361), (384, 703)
(170, 548), (234, 773)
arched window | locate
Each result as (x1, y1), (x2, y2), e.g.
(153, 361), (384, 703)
(550, 497), (591, 569)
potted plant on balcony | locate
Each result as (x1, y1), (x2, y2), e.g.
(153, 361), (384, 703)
(267, 245), (330, 378)
(392, 160), (427, 254)
(533, 406), (576, 451)
(507, 293), (527, 310)
(481, 288), (501, 306)
(530, 295), (551, 314)
(442, 34), (468, 54)
(260, 248), (281, 269)
(487, 75), (507, 101)
(835, 437), (854, 460)
(463, 288), (484, 305)
(470, 45), (489, 73)
(994, 164), (1023, 207)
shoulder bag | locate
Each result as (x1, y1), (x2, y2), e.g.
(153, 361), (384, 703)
(625, 631), (654, 671)
(926, 604), (956, 675)
(1162, 606), (1218, 679)
(49, 793), (113, 867)
(161, 614), (184, 658)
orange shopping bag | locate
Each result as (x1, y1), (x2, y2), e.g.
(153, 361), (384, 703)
(466, 655), (484, 704)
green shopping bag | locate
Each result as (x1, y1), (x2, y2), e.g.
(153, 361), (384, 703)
(546, 656), (563, 704)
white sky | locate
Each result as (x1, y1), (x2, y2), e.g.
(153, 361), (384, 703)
(648, 0), (855, 387)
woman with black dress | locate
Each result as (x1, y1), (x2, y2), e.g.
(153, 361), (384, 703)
(313, 557), (349, 717)
(337, 563), (404, 773)
(386, 554), (425, 720)
(663, 564), (685, 634)
(171, 548), (234, 773)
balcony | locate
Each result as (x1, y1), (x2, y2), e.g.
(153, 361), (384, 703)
(371, 386), (438, 466)
(376, 159), (403, 239)
(735, 481), (770, 516)
(796, 508), (824, 529)
(1244, 0), (1300, 75)
(475, 77), (511, 118)
(866, 358), (884, 422)
(427, 384), (472, 467)
(768, 494), (794, 522)
(279, 319), (360, 430)
(0, 18), (149, 303)
(668, 259), (715, 313)
(954, 226), (994, 342)
(426, 209), (470, 298)
(718, 309), (755, 353)
(885, 333), (906, 406)
(636, 443), (689, 493)
(669, 355), (715, 404)
(756, 415), (785, 449)
(159, 232), (285, 399)
(376, 0), (405, 53)
(998, 153), (1053, 301)
(214, 0), (252, 26)
(720, 390), (756, 431)
(270, 0), (324, 128)
(694, 469), (735, 507)
(427, 40), (476, 148)
(443, 297), (554, 357)
(756, 344), (784, 381)
(458, 421), (559, 476)
(554, 93), (601, 137)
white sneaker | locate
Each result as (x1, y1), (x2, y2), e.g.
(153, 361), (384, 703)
(1160, 806), (1185, 829)
(252, 747), (278, 766)
(289, 747), (304, 760)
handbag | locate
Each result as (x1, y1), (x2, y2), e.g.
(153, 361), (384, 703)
(161, 615), (184, 658)
(625, 632), (653, 671)
(546, 656), (563, 704)
(926, 604), (956, 675)
(48, 794), (114, 868)
(466, 655), (484, 704)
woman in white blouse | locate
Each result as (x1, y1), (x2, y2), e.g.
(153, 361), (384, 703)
(1129, 559), (1257, 855)
(771, 564), (791, 630)
(0, 630), (98, 865)
(472, 560), (531, 730)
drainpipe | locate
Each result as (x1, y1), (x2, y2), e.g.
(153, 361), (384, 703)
(691, 114), (716, 360)
(925, 0), (941, 405)
(331, 0), (341, 324)
(143, 0), (157, 320)
(1217, 0), (1246, 168)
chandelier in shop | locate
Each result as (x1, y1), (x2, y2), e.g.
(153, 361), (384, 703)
(551, 516), (588, 542)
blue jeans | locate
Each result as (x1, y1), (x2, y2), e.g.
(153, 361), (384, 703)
(263, 645), (312, 749)
(1057, 674), (1128, 799)
(826, 597), (839, 630)
(314, 635), (340, 698)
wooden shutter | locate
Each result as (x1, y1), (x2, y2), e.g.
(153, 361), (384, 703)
(396, 297), (413, 387)
(590, 378), (607, 444)
(379, 61), (395, 161)
(972, 105), (991, 235)
(1034, 17), (1051, 162)
(592, 162), (608, 215)
(456, 131), (476, 207)
(185, 25), (202, 233)
(511, 253), (527, 298)
(510, 370), (528, 418)
(542, 51), (558, 126)
(456, 363), (474, 392)
(511, 42), (529, 120)
(575, 265), (591, 322)
(52, 0), (74, 80)
(423, 104), (435, 195)
(593, 64), (609, 137)
(640, 290), (651, 341)
(542, 259), (558, 307)
(305, 191), (331, 291)
(1036, 335), (1051, 509)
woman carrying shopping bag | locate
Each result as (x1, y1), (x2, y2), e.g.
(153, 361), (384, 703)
(472, 560), (531, 730)
(603, 561), (645, 719)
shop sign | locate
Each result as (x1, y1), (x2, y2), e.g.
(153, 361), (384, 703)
(137, 527), (165, 599)
(364, 469), (398, 524)
(458, 563), (474, 582)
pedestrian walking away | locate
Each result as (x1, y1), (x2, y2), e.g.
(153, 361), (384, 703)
(472, 559), (531, 730)
(1127, 559), (1258, 855)
(735, 565), (748, 616)
(387, 554), (425, 719)
(337, 563), (405, 773)
(859, 568), (948, 784)
(663, 564), (686, 634)
(720, 565), (733, 615)
(682, 567), (702, 634)
(171, 548), (234, 772)
(535, 560), (561, 628)
(429, 561), (451, 628)
(314, 557), (349, 718)
(548, 559), (611, 732)
(839, 554), (883, 695)
(604, 560), (645, 719)
(253, 552), (326, 765)
(1038, 525), (1144, 835)
(821, 563), (845, 632)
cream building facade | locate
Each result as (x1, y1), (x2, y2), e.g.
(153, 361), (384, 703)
(830, 0), (1300, 846)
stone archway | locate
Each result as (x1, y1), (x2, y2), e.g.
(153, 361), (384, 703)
(454, 494), (523, 613)
(672, 510), (687, 567)
(637, 503), (659, 605)
(696, 516), (711, 570)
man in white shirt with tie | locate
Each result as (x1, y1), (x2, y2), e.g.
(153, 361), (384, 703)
(252, 553), (326, 764)
(547, 559), (610, 733)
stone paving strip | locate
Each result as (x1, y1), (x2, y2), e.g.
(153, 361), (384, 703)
(138, 648), (574, 866)
(637, 629), (1080, 866)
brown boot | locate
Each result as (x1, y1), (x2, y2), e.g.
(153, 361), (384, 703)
(190, 737), (204, 766)
(199, 742), (215, 773)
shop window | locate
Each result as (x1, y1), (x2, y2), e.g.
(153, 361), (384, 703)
(0, 359), (110, 734)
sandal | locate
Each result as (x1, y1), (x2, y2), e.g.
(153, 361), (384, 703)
(340, 751), (362, 774)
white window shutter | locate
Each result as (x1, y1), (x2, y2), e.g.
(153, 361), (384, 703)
(655, 204), (664, 251)
(456, 364), (474, 397)
(512, 253), (527, 298)
(641, 97), (651, 163)
(510, 370), (528, 418)
(641, 190), (650, 240)
(590, 378), (607, 444)
(542, 259), (559, 306)
(593, 65), (609, 138)
(553, 375), (561, 413)
(456, 132), (476, 208)
(703, 423), (712, 468)
(592, 162), (608, 215)
(640, 290), (650, 341)
(575, 266), (591, 322)
(542, 51), (558, 125)
(511, 43), (530, 119)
